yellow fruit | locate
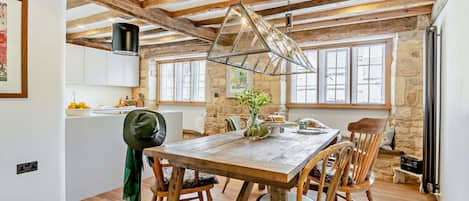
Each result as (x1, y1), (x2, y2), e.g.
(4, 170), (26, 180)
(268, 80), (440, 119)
(68, 102), (77, 109)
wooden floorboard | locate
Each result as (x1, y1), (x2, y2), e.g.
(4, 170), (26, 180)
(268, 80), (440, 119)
(84, 176), (435, 201)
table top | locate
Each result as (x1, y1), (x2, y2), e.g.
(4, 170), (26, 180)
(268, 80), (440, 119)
(144, 128), (340, 188)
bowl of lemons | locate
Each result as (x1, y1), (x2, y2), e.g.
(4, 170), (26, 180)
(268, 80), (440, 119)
(66, 101), (92, 116)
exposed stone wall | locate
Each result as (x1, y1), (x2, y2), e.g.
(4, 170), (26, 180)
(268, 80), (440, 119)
(204, 61), (282, 134)
(373, 16), (430, 181)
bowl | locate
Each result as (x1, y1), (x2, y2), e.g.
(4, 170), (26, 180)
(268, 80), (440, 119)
(66, 109), (92, 116)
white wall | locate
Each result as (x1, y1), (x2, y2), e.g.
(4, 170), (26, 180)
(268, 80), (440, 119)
(433, 1), (469, 201)
(0, 1), (65, 201)
(158, 105), (206, 132)
(289, 109), (388, 135)
(65, 85), (132, 107)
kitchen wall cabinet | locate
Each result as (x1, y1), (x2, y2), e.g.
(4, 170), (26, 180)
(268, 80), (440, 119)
(65, 44), (85, 84)
(84, 47), (108, 86)
(107, 53), (139, 87)
(65, 44), (139, 87)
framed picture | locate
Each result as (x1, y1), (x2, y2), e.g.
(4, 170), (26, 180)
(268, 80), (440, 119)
(226, 66), (253, 98)
(0, 0), (28, 98)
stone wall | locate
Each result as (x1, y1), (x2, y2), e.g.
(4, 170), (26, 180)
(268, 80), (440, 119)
(204, 61), (282, 134)
(373, 16), (430, 181)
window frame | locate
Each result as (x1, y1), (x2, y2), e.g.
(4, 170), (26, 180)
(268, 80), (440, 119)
(156, 57), (207, 106)
(287, 39), (392, 110)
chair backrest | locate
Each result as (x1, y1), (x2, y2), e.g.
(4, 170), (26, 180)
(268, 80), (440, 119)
(346, 118), (387, 184)
(225, 116), (243, 132)
(297, 142), (354, 201)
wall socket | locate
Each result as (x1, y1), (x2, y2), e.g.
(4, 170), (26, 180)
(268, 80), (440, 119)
(17, 161), (38, 175)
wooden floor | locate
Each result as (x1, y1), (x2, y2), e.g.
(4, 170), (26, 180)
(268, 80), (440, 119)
(84, 176), (435, 201)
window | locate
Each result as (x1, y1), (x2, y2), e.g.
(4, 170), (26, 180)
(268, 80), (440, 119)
(158, 60), (206, 103)
(289, 41), (390, 109)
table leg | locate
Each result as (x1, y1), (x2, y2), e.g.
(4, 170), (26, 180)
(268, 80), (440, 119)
(167, 166), (185, 201)
(270, 186), (287, 201)
(236, 181), (254, 201)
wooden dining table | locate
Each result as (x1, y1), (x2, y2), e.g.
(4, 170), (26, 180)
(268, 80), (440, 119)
(144, 128), (340, 201)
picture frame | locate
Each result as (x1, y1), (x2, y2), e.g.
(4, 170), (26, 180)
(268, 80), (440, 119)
(226, 66), (253, 98)
(0, 0), (28, 98)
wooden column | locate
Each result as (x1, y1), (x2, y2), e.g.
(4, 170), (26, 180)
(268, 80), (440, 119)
(236, 181), (254, 201)
(167, 166), (185, 201)
(270, 186), (287, 201)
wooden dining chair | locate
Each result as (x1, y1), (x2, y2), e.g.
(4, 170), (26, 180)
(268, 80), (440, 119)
(308, 118), (387, 201)
(257, 142), (354, 201)
(149, 157), (217, 201)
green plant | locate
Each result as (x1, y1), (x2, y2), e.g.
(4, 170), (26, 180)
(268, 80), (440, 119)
(236, 89), (270, 115)
(236, 89), (271, 139)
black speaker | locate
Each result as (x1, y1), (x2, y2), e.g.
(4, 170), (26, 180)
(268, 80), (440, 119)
(112, 23), (139, 56)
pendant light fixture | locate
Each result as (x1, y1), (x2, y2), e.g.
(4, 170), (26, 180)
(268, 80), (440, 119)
(207, 2), (315, 76)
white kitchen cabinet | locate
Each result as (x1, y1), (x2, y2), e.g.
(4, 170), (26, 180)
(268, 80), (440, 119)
(123, 55), (139, 87)
(107, 53), (125, 86)
(84, 47), (108, 86)
(65, 44), (85, 84)
(107, 53), (139, 87)
(65, 44), (139, 87)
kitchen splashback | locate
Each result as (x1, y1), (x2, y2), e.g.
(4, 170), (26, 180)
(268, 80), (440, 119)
(65, 85), (132, 108)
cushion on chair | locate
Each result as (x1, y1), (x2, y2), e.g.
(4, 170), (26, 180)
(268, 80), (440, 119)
(161, 167), (218, 189)
(309, 160), (355, 185)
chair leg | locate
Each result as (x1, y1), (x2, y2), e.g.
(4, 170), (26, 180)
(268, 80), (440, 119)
(303, 178), (311, 195)
(198, 192), (204, 201)
(346, 192), (352, 201)
(151, 194), (157, 201)
(366, 190), (374, 201)
(206, 190), (213, 201)
(222, 177), (231, 193)
(157, 197), (164, 201)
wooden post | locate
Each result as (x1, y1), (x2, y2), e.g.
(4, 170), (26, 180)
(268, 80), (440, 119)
(167, 166), (185, 201)
(236, 181), (254, 201)
(270, 186), (287, 201)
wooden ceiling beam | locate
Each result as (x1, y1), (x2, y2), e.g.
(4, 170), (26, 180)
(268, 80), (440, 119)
(67, 39), (112, 51)
(289, 6), (432, 32)
(222, 0), (434, 33)
(142, 0), (180, 8)
(67, 0), (90, 9)
(67, 11), (125, 29)
(291, 16), (419, 44)
(141, 40), (211, 59)
(89, 0), (217, 41)
(140, 34), (190, 45)
(87, 28), (167, 43)
(195, 0), (348, 26)
(66, 20), (146, 39)
(170, 0), (273, 18)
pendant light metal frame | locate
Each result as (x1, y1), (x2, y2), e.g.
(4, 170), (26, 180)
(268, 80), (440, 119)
(207, 3), (316, 76)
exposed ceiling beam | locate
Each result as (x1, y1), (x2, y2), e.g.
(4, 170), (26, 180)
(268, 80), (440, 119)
(289, 5), (432, 32)
(195, 0), (348, 26)
(89, 0), (217, 41)
(140, 16), (420, 59)
(67, 39), (112, 51)
(141, 40), (211, 59)
(267, 0), (434, 26)
(142, 0), (180, 8)
(66, 20), (146, 39)
(87, 28), (167, 43)
(67, 11), (125, 29)
(170, 0), (273, 18)
(291, 16), (419, 44)
(222, 0), (434, 33)
(67, 0), (90, 9)
(140, 34), (190, 45)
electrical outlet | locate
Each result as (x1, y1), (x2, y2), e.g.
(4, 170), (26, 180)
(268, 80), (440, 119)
(17, 161), (38, 175)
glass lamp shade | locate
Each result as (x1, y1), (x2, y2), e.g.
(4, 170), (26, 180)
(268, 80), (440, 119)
(207, 3), (316, 75)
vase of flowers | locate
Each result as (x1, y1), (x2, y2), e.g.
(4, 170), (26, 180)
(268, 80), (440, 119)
(236, 89), (271, 140)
